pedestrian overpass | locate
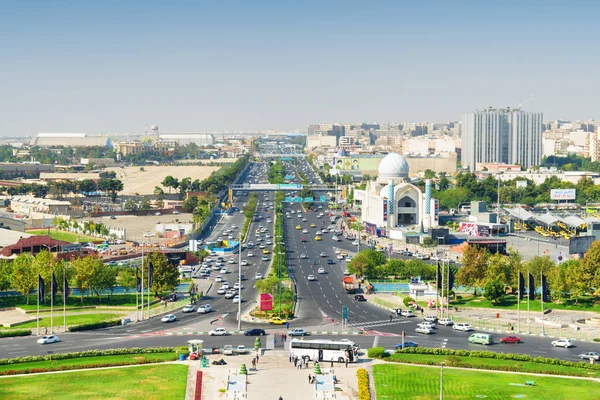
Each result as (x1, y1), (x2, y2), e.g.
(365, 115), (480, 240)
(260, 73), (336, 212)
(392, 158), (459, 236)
(255, 153), (306, 158)
(231, 183), (335, 191)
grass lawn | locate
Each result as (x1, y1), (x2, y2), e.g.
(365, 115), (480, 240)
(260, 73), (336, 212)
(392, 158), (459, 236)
(388, 353), (599, 377)
(0, 352), (178, 374)
(27, 229), (99, 244)
(0, 364), (187, 400)
(452, 294), (600, 313)
(1, 293), (156, 310)
(373, 363), (600, 400)
(0, 313), (122, 330)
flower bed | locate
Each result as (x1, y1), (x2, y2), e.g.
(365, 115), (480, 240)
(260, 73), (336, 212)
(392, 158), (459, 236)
(356, 368), (370, 400)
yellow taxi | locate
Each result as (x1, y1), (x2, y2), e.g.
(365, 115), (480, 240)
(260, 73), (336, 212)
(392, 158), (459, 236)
(268, 317), (287, 325)
(315, 236), (322, 241)
(310, 223), (316, 228)
(296, 225), (302, 230)
(263, 248), (270, 254)
(341, 252), (348, 257)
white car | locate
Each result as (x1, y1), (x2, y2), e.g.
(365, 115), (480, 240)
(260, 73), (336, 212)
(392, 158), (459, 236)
(182, 304), (196, 313)
(438, 318), (454, 326)
(352, 240), (359, 246)
(551, 338), (574, 348)
(334, 248), (341, 254)
(232, 295), (242, 303)
(209, 328), (228, 336)
(453, 323), (473, 332)
(418, 321), (436, 329)
(337, 254), (344, 260)
(308, 275), (316, 281)
(228, 259), (235, 264)
(220, 268), (228, 274)
(288, 328), (307, 337)
(237, 345), (248, 354)
(225, 290), (236, 299)
(241, 260), (248, 266)
(317, 267), (326, 274)
(266, 240), (272, 245)
(221, 283), (230, 290)
(217, 287), (227, 295)
(415, 326), (434, 334)
(197, 304), (212, 314)
(37, 335), (60, 344)
(424, 316), (438, 323)
(233, 282), (243, 290)
(262, 256), (269, 261)
(215, 276), (223, 282)
(248, 252), (254, 257)
(255, 272), (263, 279)
(161, 314), (177, 323)
(300, 253), (308, 259)
(302, 229), (308, 234)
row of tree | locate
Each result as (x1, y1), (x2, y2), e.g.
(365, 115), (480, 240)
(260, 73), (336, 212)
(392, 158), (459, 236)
(54, 217), (111, 238)
(2, 178), (124, 202)
(347, 249), (440, 281)
(0, 251), (179, 303)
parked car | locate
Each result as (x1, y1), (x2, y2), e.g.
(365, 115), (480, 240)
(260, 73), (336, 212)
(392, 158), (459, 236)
(288, 328), (307, 337)
(182, 304), (196, 313)
(209, 328), (228, 336)
(236, 345), (248, 354)
(243, 328), (266, 336)
(37, 335), (60, 344)
(438, 318), (454, 326)
(453, 323), (473, 332)
(395, 341), (419, 349)
(578, 352), (600, 361)
(551, 338), (574, 348)
(161, 314), (177, 323)
(499, 335), (521, 344)
(223, 345), (234, 355)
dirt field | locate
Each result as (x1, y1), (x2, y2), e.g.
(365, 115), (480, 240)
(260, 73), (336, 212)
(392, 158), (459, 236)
(107, 165), (221, 195)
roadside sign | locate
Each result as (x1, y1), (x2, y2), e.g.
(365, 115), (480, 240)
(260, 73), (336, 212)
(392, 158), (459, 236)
(285, 197), (293, 203)
(294, 197), (303, 203)
(303, 197), (313, 203)
(342, 306), (348, 319)
(319, 195), (327, 202)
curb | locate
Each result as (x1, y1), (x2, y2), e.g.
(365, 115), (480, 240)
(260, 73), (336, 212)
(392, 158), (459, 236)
(163, 330), (368, 336)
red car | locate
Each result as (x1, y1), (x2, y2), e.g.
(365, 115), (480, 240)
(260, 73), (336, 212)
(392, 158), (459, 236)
(301, 237), (307, 242)
(499, 335), (521, 344)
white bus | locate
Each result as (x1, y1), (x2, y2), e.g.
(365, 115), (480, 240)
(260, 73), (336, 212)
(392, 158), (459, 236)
(289, 339), (360, 363)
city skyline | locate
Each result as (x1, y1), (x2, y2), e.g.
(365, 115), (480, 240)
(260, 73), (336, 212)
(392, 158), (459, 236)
(1, 1), (599, 136)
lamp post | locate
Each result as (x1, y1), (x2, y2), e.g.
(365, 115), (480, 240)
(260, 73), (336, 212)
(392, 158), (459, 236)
(439, 361), (445, 400)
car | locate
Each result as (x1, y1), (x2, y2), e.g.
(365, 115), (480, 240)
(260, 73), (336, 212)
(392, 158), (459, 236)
(308, 274), (316, 281)
(288, 328), (307, 337)
(315, 236), (322, 241)
(453, 323), (473, 332)
(415, 326), (434, 334)
(296, 225), (302, 230)
(316, 230), (323, 235)
(551, 338), (574, 348)
(236, 345), (248, 354)
(415, 253), (430, 260)
(262, 256), (269, 261)
(37, 335), (60, 344)
(310, 223), (316, 228)
(154, 212), (162, 216)
(244, 328), (266, 336)
(300, 253), (308, 259)
(418, 321), (436, 329)
(161, 314), (177, 323)
(222, 344), (234, 355)
(334, 248), (341, 254)
(401, 309), (415, 317)
(220, 268), (228, 274)
(424, 315), (438, 323)
(317, 267), (326, 274)
(228, 259), (235, 264)
(354, 294), (366, 301)
(352, 240), (359, 246)
(337, 254), (344, 260)
(221, 283), (230, 290)
(263, 249), (270, 254)
(232, 295), (242, 303)
(499, 335), (521, 344)
(395, 341), (419, 349)
(182, 304), (196, 313)
(215, 276), (224, 283)
(438, 318), (454, 326)
(266, 240), (272, 245)
(197, 304), (212, 314)
(302, 229), (308, 234)
(209, 328), (228, 336)
(241, 260), (248, 266)
(579, 352), (600, 361)
(301, 237), (307, 242)
(259, 244), (266, 249)
(248, 252), (254, 257)
(254, 272), (263, 279)
(327, 258), (334, 264)
(233, 282), (243, 290)
(320, 251), (327, 257)
(217, 287), (227, 295)
(269, 316), (287, 325)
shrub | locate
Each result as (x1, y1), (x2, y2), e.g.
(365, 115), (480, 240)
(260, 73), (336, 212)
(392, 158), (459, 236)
(0, 330), (31, 338)
(367, 347), (387, 359)
(176, 346), (190, 358)
(356, 368), (370, 400)
(68, 319), (122, 332)
(403, 297), (415, 307)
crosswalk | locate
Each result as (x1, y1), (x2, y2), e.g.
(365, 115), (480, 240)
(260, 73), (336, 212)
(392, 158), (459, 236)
(347, 318), (411, 329)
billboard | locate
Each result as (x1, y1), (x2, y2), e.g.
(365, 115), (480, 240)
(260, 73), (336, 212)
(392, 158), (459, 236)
(259, 293), (273, 311)
(459, 223), (490, 237)
(333, 156), (382, 172)
(550, 189), (576, 200)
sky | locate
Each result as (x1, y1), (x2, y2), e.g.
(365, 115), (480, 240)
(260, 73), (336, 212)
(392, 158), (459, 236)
(1, 0), (599, 136)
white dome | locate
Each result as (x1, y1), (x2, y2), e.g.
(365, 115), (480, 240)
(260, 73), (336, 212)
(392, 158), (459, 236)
(378, 152), (409, 179)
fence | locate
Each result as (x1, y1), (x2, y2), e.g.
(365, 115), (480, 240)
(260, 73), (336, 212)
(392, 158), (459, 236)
(143, 298), (189, 319)
(450, 314), (599, 341)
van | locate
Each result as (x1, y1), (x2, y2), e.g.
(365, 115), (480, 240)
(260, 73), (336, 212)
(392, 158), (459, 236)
(468, 333), (493, 345)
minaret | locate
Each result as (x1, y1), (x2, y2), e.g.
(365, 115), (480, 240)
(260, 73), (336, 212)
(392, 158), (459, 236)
(387, 179), (395, 229)
(424, 179), (432, 229)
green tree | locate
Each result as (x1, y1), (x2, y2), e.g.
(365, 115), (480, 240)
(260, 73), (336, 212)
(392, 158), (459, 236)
(11, 254), (36, 304)
(98, 178), (123, 202)
(139, 196), (152, 211)
(161, 176), (179, 194)
(457, 245), (488, 293)
(255, 275), (281, 294)
(0, 259), (13, 293)
(484, 280), (505, 304)
(124, 199), (138, 211)
(580, 241), (600, 290)
(145, 252), (178, 296)
(71, 256), (96, 303)
(485, 253), (512, 287)
(89, 260), (117, 300)
(117, 267), (136, 293)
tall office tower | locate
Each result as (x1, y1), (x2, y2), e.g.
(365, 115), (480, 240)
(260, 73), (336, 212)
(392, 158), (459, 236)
(461, 108), (543, 170)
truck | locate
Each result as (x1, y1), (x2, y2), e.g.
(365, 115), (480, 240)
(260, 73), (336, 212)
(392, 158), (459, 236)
(343, 274), (357, 294)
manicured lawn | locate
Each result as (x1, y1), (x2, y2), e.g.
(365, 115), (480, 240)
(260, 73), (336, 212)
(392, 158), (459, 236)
(452, 294), (600, 313)
(0, 364), (187, 400)
(373, 363), (600, 400)
(28, 229), (99, 244)
(388, 353), (599, 377)
(0, 352), (178, 374)
(0, 313), (122, 330)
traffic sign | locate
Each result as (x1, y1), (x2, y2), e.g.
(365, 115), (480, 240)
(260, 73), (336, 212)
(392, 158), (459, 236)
(319, 195), (327, 202)
(285, 197), (293, 203)
(303, 197), (313, 203)
(342, 306), (349, 319)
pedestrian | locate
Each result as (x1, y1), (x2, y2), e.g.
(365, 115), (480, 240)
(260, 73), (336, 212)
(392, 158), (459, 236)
(294, 356), (298, 367)
(297, 361), (302, 369)
(345, 357), (349, 368)
(421, 308), (424, 316)
(389, 315), (393, 323)
(284, 334), (288, 342)
(279, 396), (283, 400)
(286, 321), (290, 329)
(252, 358), (256, 370)
(308, 374), (312, 384)
(289, 352), (293, 362)
(255, 354), (260, 365)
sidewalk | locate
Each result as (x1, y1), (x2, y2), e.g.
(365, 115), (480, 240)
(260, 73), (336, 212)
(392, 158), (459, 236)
(193, 349), (364, 400)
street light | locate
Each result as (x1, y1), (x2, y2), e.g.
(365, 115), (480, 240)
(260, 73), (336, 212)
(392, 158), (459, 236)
(439, 361), (445, 400)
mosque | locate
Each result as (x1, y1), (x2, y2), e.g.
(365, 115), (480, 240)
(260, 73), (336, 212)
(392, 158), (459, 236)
(354, 152), (439, 237)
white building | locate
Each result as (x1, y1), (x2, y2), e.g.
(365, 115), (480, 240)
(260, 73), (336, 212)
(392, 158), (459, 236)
(159, 133), (215, 146)
(462, 108), (543, 170)
(354, 153), (439, 236)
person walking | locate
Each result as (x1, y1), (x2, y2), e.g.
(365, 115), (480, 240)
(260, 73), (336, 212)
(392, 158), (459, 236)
(289, 352), (293, 362)
(308, 374), (312, 384)
(389, 315), (393, 323)
(286, 321), (290, 329)
(273, 337), (277, 348)
(345, 357), (349, 368)
(293, 356), (298, 367)
(251, 358), (256, 370)
(255, 354), (260, 365)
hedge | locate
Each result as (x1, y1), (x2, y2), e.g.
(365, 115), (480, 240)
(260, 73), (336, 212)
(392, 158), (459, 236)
(0, 330), (31, 338)
(0, 347), (176, 366)
(367, 347), (388, 359)
(68, 318), (122, 332)
(387, 347), (600, 373)
(356, 368), (370, 400)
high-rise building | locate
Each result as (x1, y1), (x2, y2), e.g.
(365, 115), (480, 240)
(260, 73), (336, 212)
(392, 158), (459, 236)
(461, 108), (543, 170)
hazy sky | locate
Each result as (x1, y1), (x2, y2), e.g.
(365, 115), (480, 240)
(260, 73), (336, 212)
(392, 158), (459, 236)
(1, 1), (599, 136)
